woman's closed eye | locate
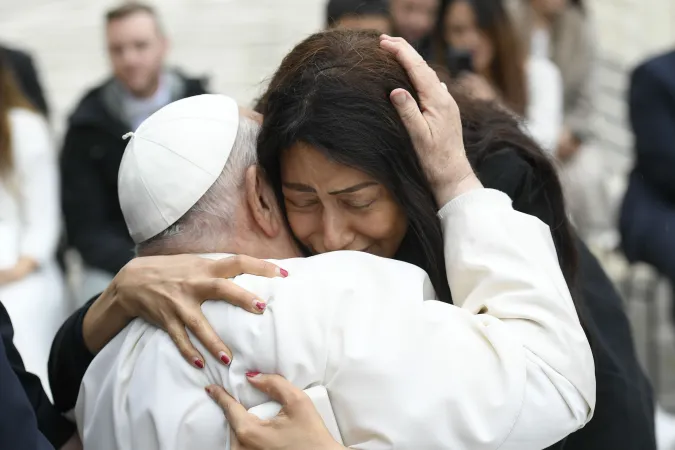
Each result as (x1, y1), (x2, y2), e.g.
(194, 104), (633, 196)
(286, 197), (319, 209)
(342, 198), (376, 210)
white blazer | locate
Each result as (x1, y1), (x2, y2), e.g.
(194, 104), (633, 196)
(524, 57), (564, 154)
(76, 189), (595, 449)
(0, 108), (65, 397)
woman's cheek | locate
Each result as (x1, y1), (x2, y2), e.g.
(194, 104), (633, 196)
(286, 211), (315, 243)
(362, 208), (406, 239)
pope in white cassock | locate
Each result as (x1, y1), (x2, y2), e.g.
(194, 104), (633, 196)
(75, 94), (595, 449)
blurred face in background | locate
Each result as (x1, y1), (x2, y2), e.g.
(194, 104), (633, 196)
(334, 15), (393, 35)
(530, 0), (569, 18)
(106, 11), (167, 98)
(390, 0), (440, 44)
(443, 0), (494, 75)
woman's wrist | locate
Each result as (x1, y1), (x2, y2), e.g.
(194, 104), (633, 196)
(82, 279), (134, 354)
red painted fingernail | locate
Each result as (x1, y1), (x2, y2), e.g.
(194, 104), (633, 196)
(279, 268), (289, 278)
(219, 352), (231, 365)
(246, 371), (261, 378)
(254, 300), (266, 312)
(205, 386), (212, 395)
(193, 358), (204, 369)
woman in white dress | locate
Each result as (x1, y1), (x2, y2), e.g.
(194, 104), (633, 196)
(0, 50), (66, 396)
(434, 0), (564, 153)
(509, 0), (612, 241)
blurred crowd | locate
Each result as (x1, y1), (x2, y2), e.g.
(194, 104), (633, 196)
(2, 0), (675, 449)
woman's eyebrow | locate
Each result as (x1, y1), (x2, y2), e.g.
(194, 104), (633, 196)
(282, 182), (316, 193)
(328, 182), (378, 195)
(282, 181), (378, 195)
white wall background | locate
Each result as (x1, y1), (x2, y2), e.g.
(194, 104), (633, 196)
(0, 0), (325, 138)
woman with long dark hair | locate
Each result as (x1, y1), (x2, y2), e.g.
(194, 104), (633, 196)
(0, 49), (66, 396)
(435, 0), (564, 153)
(254, 28), (574, 303)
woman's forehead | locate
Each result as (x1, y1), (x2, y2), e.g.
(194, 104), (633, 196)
(281, 143), (376, 184)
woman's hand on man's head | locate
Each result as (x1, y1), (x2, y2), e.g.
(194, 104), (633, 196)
(206, 373), (345, 450)
(379, 35), (483, 207)
(82, 254), (288, 369)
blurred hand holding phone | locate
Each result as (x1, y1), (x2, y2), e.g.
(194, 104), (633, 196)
(446, 48), (474, 76)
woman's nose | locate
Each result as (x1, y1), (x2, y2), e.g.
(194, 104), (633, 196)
(322, 209), (355, 252)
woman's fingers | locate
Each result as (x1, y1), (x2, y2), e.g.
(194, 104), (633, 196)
(229, 428), (249, 450)
(211, 255), (288, 280)
(192, 278), (268, 314)
(247, 373), (308, 412)
(207, 385), (264, 446)
(165, 319), (205, 369)
(191, 255), (288, 314)
(206, 385), (249, 426)
(177, 306), (233, 366)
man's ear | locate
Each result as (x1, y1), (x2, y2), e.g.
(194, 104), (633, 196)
(245, 165), (281, 238)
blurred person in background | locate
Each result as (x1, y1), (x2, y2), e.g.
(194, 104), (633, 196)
(435, 0), (563, 153)
(509, 0), (610, 242)
(0, 44), (49, 116)
(390, 0), (439, 58)
(0, 302), (80, 450)
(0, 49), (66, 398)
(60, 1), (208, 305)
(326, 0), (392, 34)
(620, 49), (675, 450)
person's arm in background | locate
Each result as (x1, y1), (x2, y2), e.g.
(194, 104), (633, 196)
(629, 61), (675, 200)
(524, 58), (564, 154)
(60, 128), (135, 274)
(561, 15), (596, 145)
(1, 304), (77, 450)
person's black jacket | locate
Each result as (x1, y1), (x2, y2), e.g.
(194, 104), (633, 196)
(1, 303), (73, 449)
(49, 148), (656, 448)
(60, 72), (208, 275)
(620, 50), (675, 280)
(1, 45), (49, 116)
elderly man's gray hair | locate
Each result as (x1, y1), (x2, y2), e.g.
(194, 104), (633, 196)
(137, 116), (259, 256)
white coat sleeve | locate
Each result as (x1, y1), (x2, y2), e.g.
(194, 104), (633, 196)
(438, 188), (595, 448)
(523, 58), (564, 154)
(10, 110), (60, 265)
